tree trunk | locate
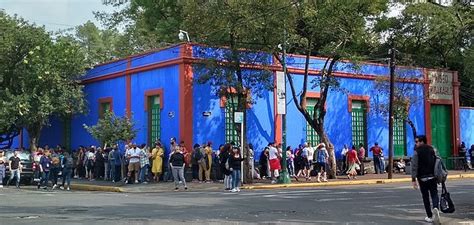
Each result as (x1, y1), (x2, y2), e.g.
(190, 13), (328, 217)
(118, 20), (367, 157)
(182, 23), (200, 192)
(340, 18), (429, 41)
(26, 124), (42, 152)
(405, 117), (417, 140)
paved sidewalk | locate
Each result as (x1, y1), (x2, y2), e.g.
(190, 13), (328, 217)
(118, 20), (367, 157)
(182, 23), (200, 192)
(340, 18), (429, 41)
(67, 170), (474, 193)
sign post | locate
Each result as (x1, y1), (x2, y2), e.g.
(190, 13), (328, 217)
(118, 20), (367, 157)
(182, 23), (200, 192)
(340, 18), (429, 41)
(234, 112), (244, 182)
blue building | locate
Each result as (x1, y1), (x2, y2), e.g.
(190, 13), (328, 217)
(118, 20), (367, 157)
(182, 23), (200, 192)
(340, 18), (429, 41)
(10, 43), (473, 161)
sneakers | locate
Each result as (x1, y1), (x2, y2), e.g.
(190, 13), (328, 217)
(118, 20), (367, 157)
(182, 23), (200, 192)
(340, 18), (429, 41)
(184, 187), (188, 190)
(432, 208), (440, 225)
(52, 184), (58, 190)
(236, 187), (241, 192)
(424, 217), (433, 223)
(230, 188), (237, 193)
(0, 185), (3, 188)
(174, 187), (179, 191)
(142, 181), (148, 184)
(59, 186), (64, 190)
(271, 180), (277, 184)
(67, 187), (71, 191)
(134, 180), (139, 184)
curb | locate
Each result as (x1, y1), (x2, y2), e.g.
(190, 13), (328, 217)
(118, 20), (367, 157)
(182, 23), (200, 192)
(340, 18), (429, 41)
(71, 184), (124, 193)
(242, 173), (474, 190)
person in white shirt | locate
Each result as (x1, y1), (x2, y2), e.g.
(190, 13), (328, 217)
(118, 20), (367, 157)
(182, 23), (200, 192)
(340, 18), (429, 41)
(268, 142), (281, 184)
(341, 144), (349, 173)
(307, 145), (314, 181)
(126, 143), (141, 184)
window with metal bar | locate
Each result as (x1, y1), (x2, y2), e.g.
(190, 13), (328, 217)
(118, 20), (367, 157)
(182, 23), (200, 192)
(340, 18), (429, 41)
(225, 96), (240, 144)
(306, 98), (320, 146)
(351, 101), (367, 147)
(393, 117), (406, 156)
(148, 95), (161, 146)
(99, 102), (111, 118)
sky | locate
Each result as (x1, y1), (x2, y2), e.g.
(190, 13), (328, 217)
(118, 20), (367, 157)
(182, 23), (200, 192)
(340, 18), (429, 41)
(0, 0), (116, 31)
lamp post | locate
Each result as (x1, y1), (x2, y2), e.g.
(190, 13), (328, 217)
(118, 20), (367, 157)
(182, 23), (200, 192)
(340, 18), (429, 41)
(278, 27), (291, 184)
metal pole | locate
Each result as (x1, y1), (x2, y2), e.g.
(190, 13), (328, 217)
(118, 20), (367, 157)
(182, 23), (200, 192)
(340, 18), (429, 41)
(388, 47), (396, 179)
(278, 27), (291, 184)
(241, 120), (244, 182)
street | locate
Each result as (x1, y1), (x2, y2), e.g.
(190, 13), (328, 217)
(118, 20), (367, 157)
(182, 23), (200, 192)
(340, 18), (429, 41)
(0, 180), (473, 225)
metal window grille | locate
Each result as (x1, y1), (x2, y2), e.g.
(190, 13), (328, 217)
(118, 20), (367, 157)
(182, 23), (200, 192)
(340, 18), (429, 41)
(148, 96), (161, 146)
(351, 101), (367, 147)
(225, 97), (240, 144)
(306, 98), (320, 146)
(100, 102), (111, 118)
(393, 117), (406, 156)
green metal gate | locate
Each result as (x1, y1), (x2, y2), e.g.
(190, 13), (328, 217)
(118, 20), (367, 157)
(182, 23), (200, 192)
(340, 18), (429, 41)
(351, 101), (367, 148)
(430, 104), (452, 167)
(225, 98), (240, 144)
(148, 96), (161, 146)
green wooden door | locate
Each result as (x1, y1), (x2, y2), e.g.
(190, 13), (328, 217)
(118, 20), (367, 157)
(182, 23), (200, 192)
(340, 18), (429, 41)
(306, 98), (320, 146)
(393, 118), (406, 157)
(351, 101), (367, 148)
(225, 97), (240, 144)
(430, 105), (452, 165)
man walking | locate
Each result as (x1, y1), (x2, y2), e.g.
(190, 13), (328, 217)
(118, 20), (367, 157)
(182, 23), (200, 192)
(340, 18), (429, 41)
(7, 150), (22, 188)
(369, 142), (384, 174)
(412, 135), (440, 224)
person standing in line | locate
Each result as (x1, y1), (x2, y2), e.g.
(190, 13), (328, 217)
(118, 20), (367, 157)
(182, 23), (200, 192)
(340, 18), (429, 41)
(94, 147), (105, 180)
(50, 150), (61, 189)
(411, 135), (441, 224)
(259, 148), (269, 179)
(268, 142), (281, 184)
(139, 144), (150, 184)
(126, 144), (141, 184)
(108, 146), (116, 182)
(220, 143), (232, 191)
(315, 143), (329, 182)
(229, 146), (244, 192)
(103, 148), (109, 181)
(286, 146), (295, 177)
(300, 143), (310, 180)
(0, 150), (6, 188)
(369, 142), (384, 174)
(151, 142), (164, 182)
(204, 142), (213, 183)
(346, 146), (360, 180)
(341, 145), (349, 173)
(169, 145), (187, 191)
(84, 148), (95, 181)
(61, 152), (74, 191)
(358, 143), (366, 175)
(76, 147), (85, 179)
(38, 150), (52, 189)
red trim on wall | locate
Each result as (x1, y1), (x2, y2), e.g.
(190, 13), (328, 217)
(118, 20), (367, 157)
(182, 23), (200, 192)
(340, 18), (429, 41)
(347, 95), (370, 112)
(144, 89), (164, 110)
(460, 106), (474, 110)
(126, 58), (132, 118)
(452, 71), (461, 156)
(423, 68), (432, 144)
(179, 44), (194, 153)
(301, 92), (321, 108)
(274, 73), (282, 144)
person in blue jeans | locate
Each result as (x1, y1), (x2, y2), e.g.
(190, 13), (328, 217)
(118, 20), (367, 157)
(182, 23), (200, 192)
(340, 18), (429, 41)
(229, 146), (244, 193)
(61, 152), (73, 191)
(38, 150), (52, 189)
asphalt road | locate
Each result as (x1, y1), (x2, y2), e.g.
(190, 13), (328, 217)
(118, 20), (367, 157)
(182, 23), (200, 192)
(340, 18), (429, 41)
(0, 180), (473, 225)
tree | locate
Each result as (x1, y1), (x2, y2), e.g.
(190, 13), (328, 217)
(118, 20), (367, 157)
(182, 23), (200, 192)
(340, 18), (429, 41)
(183, 0), (292, 183)
(375, 3), (474, 106)
(0, 13), (87, 151)
(83, 110), (137, 148)
(272, 0), (388, 178)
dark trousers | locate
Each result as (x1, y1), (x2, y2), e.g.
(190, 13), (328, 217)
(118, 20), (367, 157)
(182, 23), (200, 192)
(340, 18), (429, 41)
(114, 165), (121, 182)
(418, 178), (439, 218)
(373, 156), (380, 174)
(192, 164), (199, 180)
(50, 167), (60, 185)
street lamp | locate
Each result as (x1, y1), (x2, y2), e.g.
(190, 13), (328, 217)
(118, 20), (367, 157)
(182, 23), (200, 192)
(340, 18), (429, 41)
(178, 30), (190, 42)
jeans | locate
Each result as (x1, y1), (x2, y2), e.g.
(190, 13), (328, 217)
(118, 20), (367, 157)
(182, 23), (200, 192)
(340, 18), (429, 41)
(171, 166), (186, 188)
(231, 169), (241, 189)
(374, 156), (383, 174)
(418, 178), (439, 218)
(0, 164), (5, 184)
(40, 171), (50, 187)
(50, 167), (60, 185)
(8, 169), (21, 187)
(287, 160), (295, 176)
(104, 162), (109, 180)
(62, 169), (72, 187)
(140, 164), (150, 182)
(224, 174), (232, 189)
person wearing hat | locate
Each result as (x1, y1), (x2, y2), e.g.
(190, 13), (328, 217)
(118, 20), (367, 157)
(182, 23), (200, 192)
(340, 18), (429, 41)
(369, 142), (384, 174)
(315, 143), (329, 182)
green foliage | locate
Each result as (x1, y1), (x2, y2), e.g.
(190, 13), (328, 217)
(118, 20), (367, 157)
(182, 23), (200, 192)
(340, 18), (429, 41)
(83, 110), (137, 148)
(0, 13), (87, 150)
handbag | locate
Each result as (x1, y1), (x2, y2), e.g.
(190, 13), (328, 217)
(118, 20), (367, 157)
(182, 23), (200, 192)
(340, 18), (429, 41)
(440, 182), (455, 213)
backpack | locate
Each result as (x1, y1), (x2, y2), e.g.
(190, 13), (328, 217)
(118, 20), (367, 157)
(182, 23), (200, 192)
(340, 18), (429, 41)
(434, 155), (448, 184)
(194, 148), (203, 161)
(64, 156), (74, 169)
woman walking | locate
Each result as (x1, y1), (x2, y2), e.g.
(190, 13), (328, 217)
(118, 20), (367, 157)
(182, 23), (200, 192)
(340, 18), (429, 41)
(229, 146), (244, 193)
(346, 146), (361, 180)
(151, 142), (164, 182)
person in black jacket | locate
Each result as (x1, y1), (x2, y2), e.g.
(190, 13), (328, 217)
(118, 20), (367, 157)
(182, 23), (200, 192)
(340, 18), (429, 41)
(169, 146), (187, 191)
(94, 148), (105, 180)
(220, 143), (232, 191)
(229, 146), (244, 193)
(411, 135), (440, 224)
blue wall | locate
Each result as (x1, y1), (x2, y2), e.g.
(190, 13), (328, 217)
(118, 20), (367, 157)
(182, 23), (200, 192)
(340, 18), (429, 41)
(460, 108), (474, 152)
